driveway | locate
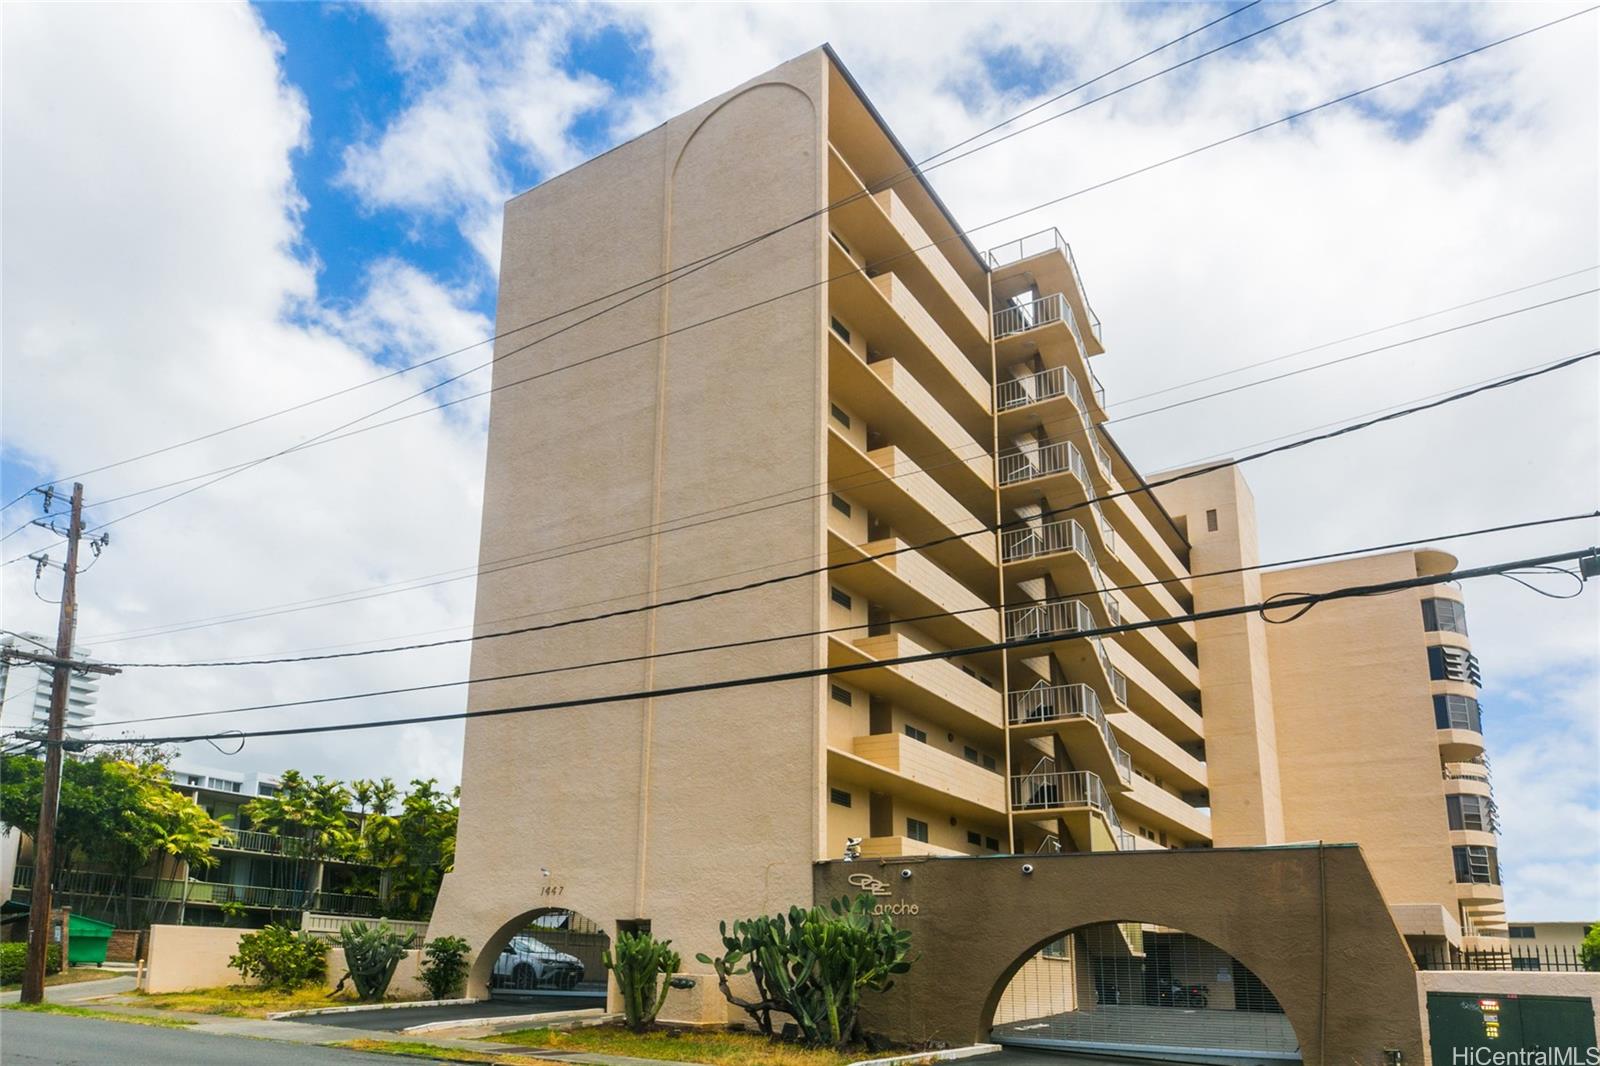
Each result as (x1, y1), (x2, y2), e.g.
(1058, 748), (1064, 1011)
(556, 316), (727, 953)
(288, 991), (606, 1031)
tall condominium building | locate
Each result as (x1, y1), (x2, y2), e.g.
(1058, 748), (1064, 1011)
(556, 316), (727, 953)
(430, 45), (1507, 1004)
(0, 631), (101, 739)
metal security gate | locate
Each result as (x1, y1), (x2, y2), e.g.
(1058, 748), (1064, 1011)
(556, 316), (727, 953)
(488, 910), (609, 999)
(1428, 993), (1597, 1064)
(992, 923), (1301, 1065)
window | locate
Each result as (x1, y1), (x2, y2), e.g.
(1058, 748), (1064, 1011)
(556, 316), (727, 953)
(1509, 925), (1536, 939)
(1511, 957), (1542, 971)
(967, 830), (982, 846)
(830, 684), (853, 706)
(829, 788), (852, 808)
(830, 317), (851, 344)
(830, 494), (852, 517)
(1452, 845), (1500, 885)
(1205, 509), (1219, 533)
(831, 587), (852, 610)
(1422, 597), (1469, 635)
(1042, 938), (1069, 959)
(985, 835), (1000, 851)
(906, 818), (929, 843)
(1433, 694), (1483, 732)
(983, 754), (997, 772)
(963, 746), (978, 763)
(903, 724), (927, 743)
(1428, 645), (1482, 686)
(1447, 793), (1493, 832)
(829, 402), (851, 428)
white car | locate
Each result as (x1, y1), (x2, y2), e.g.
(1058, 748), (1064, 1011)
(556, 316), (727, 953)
(491, 935), (585, 990)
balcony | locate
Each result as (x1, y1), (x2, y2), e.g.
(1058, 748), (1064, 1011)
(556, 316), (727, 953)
(1008, 768), (1135, 851)
(10, 865), (381, 916)
(213, 828), (372, 865)
(827, 429), (995, 589)
(984, 227), (1104, 353)
(828, 338), (994, 515)
(994, 292), (1091, 367)
(998, 438), (1090, 495)
(828, 632), (1003, 736)
(1001, 518), (1118, 624)
(827, 532), (998, 650)
(829, 733), (1006, 820)
(1119, 772), (1212, 842)
(1008, 681), (1132, 787)
(829, 237), (990, 432)
(1004, 596), (1124, 709)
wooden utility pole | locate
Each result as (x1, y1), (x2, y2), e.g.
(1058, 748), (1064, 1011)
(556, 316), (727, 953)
(18, 483), (84, 1004)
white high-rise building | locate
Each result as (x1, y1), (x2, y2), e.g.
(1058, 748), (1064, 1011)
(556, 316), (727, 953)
(0, 631), (101, 739)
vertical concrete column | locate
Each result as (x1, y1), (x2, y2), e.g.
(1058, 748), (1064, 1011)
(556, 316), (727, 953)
(1155, 467), (1285, 845)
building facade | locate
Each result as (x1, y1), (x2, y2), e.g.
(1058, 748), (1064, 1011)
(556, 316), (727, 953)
(429, 45), (1512, 1019)
(0, 631), (101, 739)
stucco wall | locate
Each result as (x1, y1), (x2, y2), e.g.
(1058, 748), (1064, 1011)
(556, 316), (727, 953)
(815, 844), (1424, 1066)
(143, 923), (425, 997)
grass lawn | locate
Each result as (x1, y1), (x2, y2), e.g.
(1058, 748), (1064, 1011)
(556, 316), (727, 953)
(2, 1002), (195, 1028)
(0, 966), (123, 992)
(131, 984), (404, 1018)
(496, 1025), (863, 1066)
(334, 1040), (555, 1065)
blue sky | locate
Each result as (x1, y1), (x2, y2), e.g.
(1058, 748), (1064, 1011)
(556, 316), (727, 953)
(2, 2), (1595, 920)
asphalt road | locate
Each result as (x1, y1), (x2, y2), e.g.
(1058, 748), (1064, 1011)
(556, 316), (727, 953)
(290, 991), (604, 1030)
(0, 1011), (410, 1066)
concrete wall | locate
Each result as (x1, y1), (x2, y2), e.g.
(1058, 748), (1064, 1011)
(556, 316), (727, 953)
(428, 47), (830, 1002)
(816, 845), (1425, 1066)
(143, 923), (425, 997)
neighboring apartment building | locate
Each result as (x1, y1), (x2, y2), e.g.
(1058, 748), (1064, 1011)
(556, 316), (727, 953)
(5, 759), (381, 928)
(429, 45), (1512, 1005)
(0, 631), (101, 739)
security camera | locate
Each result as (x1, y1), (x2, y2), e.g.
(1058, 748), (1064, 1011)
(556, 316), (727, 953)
(1021, 863), (1035, 875)
(899, 868), (913, 880)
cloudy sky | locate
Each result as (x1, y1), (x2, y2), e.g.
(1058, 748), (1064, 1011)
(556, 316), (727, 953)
(2, 2), (1595, 919)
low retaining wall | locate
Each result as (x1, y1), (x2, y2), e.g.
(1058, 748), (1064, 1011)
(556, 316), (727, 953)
(143, 923), (426, 997)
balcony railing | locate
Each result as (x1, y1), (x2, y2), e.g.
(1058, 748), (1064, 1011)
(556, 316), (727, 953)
(993, 293), (1085, 356)
(1010, 769), (1135, 850)
(999, 518), (1119, 625)
(996, 365), (1088, 414)
(11, 865), (381, 916)
(1006, 597), (1094, 641)
(983, 227), (1103, 344)
(998, 438), (1089, 488)
(1008, 682), (1132, 783)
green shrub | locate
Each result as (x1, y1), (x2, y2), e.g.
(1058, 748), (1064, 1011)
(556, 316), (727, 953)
(696, 894), (913, 1048)
(1581, 924), (1600, 972)
(603, 930), (681, 1032)
(330, 921), (415, 1001)
(0, 943), (61, 984)
(228, 924), (328, 990)
(419, 936), (471, 1000)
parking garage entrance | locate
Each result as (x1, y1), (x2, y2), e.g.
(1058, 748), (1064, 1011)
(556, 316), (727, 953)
(485, 908), (609, 999)
(992, 922), (1299, 1064)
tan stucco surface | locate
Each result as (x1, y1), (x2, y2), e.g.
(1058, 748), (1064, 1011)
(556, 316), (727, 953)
(143, 923), (426, 997)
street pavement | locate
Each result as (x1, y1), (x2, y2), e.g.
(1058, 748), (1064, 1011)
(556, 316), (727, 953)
(0, 1010), (417, 1065)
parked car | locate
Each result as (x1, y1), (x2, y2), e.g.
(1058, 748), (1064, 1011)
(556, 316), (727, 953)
(492, 934), (585, 990)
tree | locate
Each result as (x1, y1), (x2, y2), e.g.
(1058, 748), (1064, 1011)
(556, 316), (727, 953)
(242, 771), (358, 911)
(1580, 924), (1600, 972)
(365, 779), (458, 920)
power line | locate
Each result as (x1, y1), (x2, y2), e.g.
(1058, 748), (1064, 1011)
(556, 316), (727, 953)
(75, 270), (1598, 647)
(8, 0), (1280, 508)
(68, 5), (1586, 535)
(53, 545), (1597, 747)
(80, 510), (1600, 730)
(89, 348), (1599, 670)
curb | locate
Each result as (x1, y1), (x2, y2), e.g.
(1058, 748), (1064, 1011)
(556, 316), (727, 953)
(270, 997), (477, 1020)
(401, 1006), (608, 1035)
(848, 1044), (1002, 1066)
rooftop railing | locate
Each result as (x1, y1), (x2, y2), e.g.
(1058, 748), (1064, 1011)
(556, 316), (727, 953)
(983, 227), (1104, 345)
(998, 438), (1089, 488)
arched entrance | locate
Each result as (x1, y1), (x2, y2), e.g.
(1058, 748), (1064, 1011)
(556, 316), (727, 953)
(813, 844), (1426, 1066)
(477, 907), (610, 1002)
(993, 921), (1299, 1063)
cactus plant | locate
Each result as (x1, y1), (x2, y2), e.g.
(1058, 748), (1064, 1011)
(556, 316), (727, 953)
(602, 930), (681, 1032)
(331, 920), (417, 1001)
(694, 893), (914, 1048)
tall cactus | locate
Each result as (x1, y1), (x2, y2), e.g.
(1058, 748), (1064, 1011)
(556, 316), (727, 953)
(603, 930), (681, 1032)
(695, 893), (914, 1048)
(331, 920), (417, 1001)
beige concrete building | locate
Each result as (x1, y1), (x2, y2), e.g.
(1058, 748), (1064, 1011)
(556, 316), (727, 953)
(428, 45), (1510, 1019)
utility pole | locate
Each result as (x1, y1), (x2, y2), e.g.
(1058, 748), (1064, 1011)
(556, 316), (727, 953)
(14, 483), (102, 1004)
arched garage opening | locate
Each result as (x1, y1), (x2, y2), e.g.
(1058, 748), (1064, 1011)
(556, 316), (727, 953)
(992, 921), (1299, 1064)
(477, 907), (610, 1002)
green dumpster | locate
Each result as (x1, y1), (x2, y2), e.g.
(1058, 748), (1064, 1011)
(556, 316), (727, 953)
(66, 913), (114, 965)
